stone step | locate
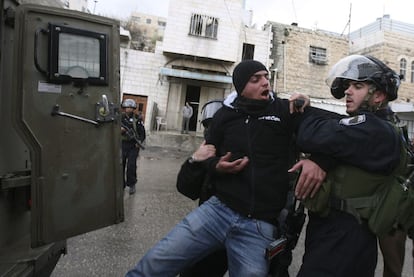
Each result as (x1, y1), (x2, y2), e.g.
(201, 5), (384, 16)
(146, 130), (204, 152)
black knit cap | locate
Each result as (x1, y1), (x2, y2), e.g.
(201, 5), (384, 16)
(232, 60), (268, 95)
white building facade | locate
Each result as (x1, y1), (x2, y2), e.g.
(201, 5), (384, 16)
(120, 0), (272, 134)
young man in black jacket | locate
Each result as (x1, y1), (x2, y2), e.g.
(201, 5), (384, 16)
(125, 60), (327, 277)
(177, 94), (304, 277)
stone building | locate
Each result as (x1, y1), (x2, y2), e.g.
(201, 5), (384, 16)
(127, 12), (167, 51)
(267, 15), (414, 138)
(350, 15), (414, 138)
(267, 22), (348, 114)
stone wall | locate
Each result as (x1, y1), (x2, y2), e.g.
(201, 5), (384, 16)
(270, 22), (348, 99)
(350, 30), (414, 102)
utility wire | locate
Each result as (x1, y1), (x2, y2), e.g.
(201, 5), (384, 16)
(341, 3), (352, 37)
(291, 0), (298, 23)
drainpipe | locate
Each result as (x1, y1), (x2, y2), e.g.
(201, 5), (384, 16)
(121, 50), (128, 96)
(283, 42), (287, 92)
(272, 68), (278, 93)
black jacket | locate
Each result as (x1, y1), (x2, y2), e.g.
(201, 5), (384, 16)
(297, 107), (401, 175)
(205, 93), (301, 224)
(176, 160), (207, 201)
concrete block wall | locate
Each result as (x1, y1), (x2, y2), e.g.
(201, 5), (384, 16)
(147, 132), (204, 152)
(120, 43), (170, 131)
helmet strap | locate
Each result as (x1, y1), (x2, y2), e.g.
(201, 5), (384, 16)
(356, 84), (376, 113)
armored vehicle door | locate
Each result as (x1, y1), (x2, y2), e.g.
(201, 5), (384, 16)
(12, 4), (123, 247)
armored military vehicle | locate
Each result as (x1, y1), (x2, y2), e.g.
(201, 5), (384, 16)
(0, 0), (124, 275)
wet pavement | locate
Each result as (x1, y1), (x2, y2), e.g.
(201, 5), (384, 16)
(51, 146), (413, 277)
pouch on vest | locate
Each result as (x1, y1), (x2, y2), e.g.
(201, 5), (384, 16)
(303, 165), (386, 221)
(302, 178), (331, 217)
(303, 164), (414, 237)
(367, 175), (414, 236)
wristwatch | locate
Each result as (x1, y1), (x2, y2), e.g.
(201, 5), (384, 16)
(188, 155), (199, 164)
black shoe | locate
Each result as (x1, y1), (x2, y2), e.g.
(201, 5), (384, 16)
(129, 186), (136, 195)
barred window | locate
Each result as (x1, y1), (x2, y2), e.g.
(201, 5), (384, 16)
(189, 14), (219, 39)
(309, 46), (327, 65)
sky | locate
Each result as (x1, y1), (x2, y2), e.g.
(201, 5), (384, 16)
(89, 0), (414, 34)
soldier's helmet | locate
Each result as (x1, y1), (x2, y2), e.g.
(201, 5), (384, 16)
(326, 54), (400, 101)
(201, 100), (223, 128)
(121, 99), (137, 109)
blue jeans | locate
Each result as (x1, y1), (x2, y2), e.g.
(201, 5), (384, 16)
(125, 196), (277, 277)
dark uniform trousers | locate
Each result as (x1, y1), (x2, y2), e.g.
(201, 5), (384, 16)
(298, 211), (377, 277)
(122, 140), (139, 188)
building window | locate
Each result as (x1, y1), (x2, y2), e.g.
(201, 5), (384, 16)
(242, 43), (255, 60)
(131, 16), (141, 23)
(309, 46), (327, 65)
(400, 58), (407, 81)
(189, 14), (219, 39)
(411, 61), (414, 83)
(146, 18), (152, 24)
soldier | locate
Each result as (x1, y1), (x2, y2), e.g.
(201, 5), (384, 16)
(121, 99), (146, 195)
(293, 55), (402, 276)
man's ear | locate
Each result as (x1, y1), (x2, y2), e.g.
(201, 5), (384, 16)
(373, 90), (387, 103)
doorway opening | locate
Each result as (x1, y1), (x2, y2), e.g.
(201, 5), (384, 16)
(185, 85), (200, 132)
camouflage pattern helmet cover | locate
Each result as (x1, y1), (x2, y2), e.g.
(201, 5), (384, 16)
(326, 55), (400, 101)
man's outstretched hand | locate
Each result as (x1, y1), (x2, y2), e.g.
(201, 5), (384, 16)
(216, 152), (249, 174)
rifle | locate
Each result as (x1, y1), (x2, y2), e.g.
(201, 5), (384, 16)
(121, 122), (145, 150)
(265, 189), (306, 261)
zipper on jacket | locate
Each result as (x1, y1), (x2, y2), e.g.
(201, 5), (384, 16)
(245, 115), (256, 216)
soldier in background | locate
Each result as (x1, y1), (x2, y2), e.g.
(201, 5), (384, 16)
(121, 99), (146, 195)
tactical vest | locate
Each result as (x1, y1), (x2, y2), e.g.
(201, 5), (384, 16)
(304, 124), (414, 237)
